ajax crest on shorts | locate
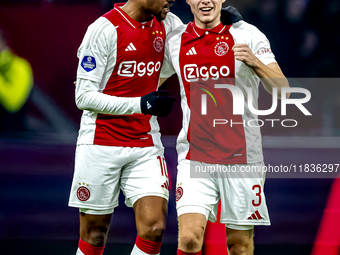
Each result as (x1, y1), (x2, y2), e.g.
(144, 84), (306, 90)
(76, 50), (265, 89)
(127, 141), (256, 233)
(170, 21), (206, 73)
(175, 184), (183, 201)
(77, 183), (91, 201)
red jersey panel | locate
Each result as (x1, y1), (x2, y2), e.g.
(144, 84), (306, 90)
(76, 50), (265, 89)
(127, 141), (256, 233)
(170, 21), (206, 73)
(179, 23), (247, 164)
(161, 20), (277, 164)
(77, 3), (166, 147)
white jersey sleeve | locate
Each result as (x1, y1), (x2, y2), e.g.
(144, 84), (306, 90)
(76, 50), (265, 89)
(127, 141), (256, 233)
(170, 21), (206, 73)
(75, 17), (141, 115)
(162, 12), (183, 35)
(231, 21), (276, 66)
(76, 17), (115, 82)
(76, 79), (141, 115)
(160, 36), (176, 79)
(252, 31), (276, 66)
(159, 13), (182, 79)
(160, 24), (186, 79)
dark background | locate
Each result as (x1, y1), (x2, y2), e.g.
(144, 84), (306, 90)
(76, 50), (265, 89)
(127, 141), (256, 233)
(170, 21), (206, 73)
(0, 0), (339, 254)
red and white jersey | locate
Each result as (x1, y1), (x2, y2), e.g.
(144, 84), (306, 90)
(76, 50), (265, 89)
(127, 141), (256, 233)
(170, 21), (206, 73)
(75, 3), (182, 147)
(161, 21), (276, 164)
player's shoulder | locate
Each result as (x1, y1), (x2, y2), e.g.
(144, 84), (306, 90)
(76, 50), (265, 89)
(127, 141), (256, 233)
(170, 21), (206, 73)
(166, 23), (187, 41)
(163, 12), (183, 25)
(162, 12), (183, 35)
(80, 16), (117, 50)
(87, 15), (119, 37)
(87, 16), (116, 34)
(231, 20), (266, 39)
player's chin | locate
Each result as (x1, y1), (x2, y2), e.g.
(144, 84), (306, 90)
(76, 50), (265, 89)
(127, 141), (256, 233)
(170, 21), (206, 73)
(199, 16), (214, 25)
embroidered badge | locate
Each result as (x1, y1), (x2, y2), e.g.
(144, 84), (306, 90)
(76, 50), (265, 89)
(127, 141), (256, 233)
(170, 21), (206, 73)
(153, 37), (164, 52)
(77, 186), (91, 201)
(81, 56), (96, 72)
(214, 42), (229, 56)
(175, 186), (183, 201)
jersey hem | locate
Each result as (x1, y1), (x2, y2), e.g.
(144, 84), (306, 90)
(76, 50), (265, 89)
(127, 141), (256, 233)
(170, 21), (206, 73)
(125, 191), (169, 207)
(220, 219), (271, 226)
(93, 139), (155, 147)
(260, 58), (277, 66)
(68, 202), (118, 211)
(176, 204), (212, 212)
(76, 139), (164, 148)
(185, 157), (264, 165)
(245, 157), (264, 164)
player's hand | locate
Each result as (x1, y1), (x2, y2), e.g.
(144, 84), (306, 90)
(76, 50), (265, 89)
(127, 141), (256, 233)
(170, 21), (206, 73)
(221, 6), (243, 25)
(141, 90), (177, 117)
(232, 44), (260, 68)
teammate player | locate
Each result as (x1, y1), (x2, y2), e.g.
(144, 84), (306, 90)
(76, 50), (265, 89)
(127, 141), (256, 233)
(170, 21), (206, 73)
(68, 0), (244, 254)
(160, 0), (289, 254)
(68, 1), (182, 255)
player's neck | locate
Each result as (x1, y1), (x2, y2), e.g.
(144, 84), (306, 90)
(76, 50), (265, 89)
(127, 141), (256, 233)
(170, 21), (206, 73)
(194, 17), (221, 30)
(121, 2), (154, 23)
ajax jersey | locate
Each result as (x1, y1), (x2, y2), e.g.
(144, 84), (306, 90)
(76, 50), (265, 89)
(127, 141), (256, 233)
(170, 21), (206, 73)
(161, 21), (276, 164)
(76, 3), (182, 147)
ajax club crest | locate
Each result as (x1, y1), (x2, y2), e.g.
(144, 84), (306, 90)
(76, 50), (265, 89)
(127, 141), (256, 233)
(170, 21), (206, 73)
(153, 37), (164, 52)
(77, 183), (91, 202)
(175, 186), (183, 201)
(214, 41), (229, 56)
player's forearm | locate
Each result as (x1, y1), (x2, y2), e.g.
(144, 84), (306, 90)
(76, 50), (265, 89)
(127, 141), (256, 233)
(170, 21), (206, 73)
(252, 61), (289, 99)
(76, 79), (141, 115)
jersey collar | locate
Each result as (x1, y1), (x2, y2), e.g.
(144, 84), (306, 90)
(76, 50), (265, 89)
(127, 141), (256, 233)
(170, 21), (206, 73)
(114, 3), (154, 29)
(192, 21), (229, 37)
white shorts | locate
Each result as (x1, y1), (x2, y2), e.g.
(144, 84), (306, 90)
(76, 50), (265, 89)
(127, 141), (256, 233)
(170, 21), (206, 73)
(68, 145), (169, 214)
(175, 160), (270, 228)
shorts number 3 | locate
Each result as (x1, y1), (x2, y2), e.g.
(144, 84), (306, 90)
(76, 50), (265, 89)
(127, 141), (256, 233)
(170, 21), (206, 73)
(252, 184), (262, 206)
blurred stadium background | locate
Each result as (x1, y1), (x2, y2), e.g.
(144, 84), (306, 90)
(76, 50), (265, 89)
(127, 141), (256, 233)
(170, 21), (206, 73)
(0, 0), (340, 254)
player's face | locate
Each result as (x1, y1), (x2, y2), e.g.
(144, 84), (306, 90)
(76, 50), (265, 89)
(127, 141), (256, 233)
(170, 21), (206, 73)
(186, 0), (225, 29)
(143, 0), (175, 21)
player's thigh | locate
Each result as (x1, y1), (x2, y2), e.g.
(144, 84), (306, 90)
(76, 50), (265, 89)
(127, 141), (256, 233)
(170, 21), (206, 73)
(121, 146), (169, 208)
(219, 162), (270, 227)
(69, 145), (126, 212)
(176, 160), (220, 222)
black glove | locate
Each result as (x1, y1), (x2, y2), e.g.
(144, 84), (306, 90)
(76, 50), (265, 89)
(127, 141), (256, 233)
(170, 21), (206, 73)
(141, 90), (177, 117)
(221, 6), (243, 25)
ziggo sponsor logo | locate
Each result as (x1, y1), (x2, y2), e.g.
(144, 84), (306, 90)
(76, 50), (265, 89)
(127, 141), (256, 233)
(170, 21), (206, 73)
(118, 61), (161, 77)
(184, 64), (231, 82)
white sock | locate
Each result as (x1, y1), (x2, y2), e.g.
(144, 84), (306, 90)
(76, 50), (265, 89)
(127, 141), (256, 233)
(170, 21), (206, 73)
(76, 248), (85, 255)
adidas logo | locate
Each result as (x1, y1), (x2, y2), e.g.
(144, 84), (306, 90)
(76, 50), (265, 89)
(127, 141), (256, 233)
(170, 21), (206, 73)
(125, 42), (137, 51)
(186, 47), (197, 55)
(146, 101), (152, 109)
(161, 180), (170, 190)
(247, 210), (262, 220)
